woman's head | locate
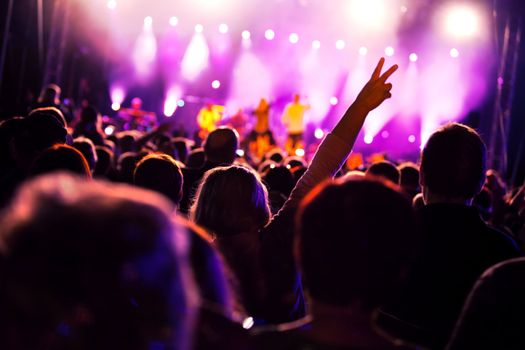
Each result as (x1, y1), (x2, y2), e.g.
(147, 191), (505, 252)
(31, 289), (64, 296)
(191, 165), (270, 237)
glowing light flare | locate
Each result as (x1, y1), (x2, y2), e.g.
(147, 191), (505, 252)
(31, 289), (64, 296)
(408, 135), (416, 143)
(133, 22), (157, 79)
(265, 29), (275, 40)
(381, 130), (390, 138)
(181, 33), (210, 81)
(385, 46), (395, 57)
(312, 40), (321, 49)
(144, 16), (153, 28)
(110, 86), (125, 108)
(295, 148), (305, 157)
(195, 24), (204, 33)
(314, 128), (325, 140)
(442, 5), (481, 40)
(107, 0), (117, 10)
(241, 30), (251, 40)
(364, 134), (374, 144)
(219, 23), (229, 34)
(450, 48), (460, 58)
(409, 53), (418, 62)
(347, 0), (393, 34)
(104, 125), (116, 136)
(163, 86), (182, 117)
(169, 17), (178, 27)
(359, 46), (368, 56)
(289, 33), (299, 44)
(330, 96), (339, 105)
(111, 102), (120, 111)
(236, 149), (245, 157)
(335, 40), (346, 50)
(211, 80), (221, 89)
(177, 99), (185, 107)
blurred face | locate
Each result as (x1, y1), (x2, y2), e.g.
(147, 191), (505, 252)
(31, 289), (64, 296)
(293, 94), (300, 103)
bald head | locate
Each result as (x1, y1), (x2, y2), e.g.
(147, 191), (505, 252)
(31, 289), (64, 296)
(203, 127), (239, 165)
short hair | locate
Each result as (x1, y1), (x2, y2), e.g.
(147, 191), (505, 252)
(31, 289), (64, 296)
(203, 127), (239, 165)
(94, 146), (114, 177)
(29, 144), (91, 178)
(191, 165), (270, 237)
(79, 105), (99, 124)
(421, 123), (486, 200)
(0, 174), (194, 349)
(14, 112), (67, 155)
(297, 178), (418, 308)
(263, 165), (295, 197)
(366, 161), (400, 184)
(73, 137), (98, 173)
(134, 153), (184, 206)
(29, 107), (67, 128)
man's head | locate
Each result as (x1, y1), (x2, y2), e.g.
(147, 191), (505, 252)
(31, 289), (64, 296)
(366, 160), (400, 185)
(203, 127), (239, 165)
(297, 178), (418, 310)
(420, 123), (486, 204)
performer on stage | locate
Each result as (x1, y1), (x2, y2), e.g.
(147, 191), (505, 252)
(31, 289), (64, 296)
(196, 103), (225, 140)
(118, 97), (157, 131)
(247, 98), (276, 161)
(281, 93), (310, 155)
(225, 108), (249, 139)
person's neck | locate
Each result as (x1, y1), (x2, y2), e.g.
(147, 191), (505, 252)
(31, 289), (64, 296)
(304, 301), (396, 349)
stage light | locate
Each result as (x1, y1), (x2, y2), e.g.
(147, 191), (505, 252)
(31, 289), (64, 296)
(164, 86), (181, 117)
(104, 125), (116, 136)
(409, 53), (418, 62)
(408, 134), (416, 143)
(381, 130), (390, 138)
(314, 128), (324, 140)
(195, 24), (204, 33)
(330, 96), (338, 105)
(169, 17), (178, 27)
(144, 16), (153, 27)
(450, 48), (459, 58)
(111, 102), (120, 111)
(265, 29), (275, 40)
(312, 40), (321, 49)
(219, 23), (229, 34)
(295, 148), (305, 157)
(385, 46), (395, 57)
(236, 149), (245, 157)
(400, 5), (408, 13)
(181, 32), (209, 81)
(177, 99), (185, 107)
(241, 30), (251, 40)
(443, 4), (481, 40)
(335, 40), (345, 50)
(110, 86), (125, 110)
(347, 0), (391, 34)
(289, 33), (299, 44)
(358, 46), (368, 56)
(364, 134), (374, 144)
(211, 80), (221, 89)
(107, 0), (117, 10)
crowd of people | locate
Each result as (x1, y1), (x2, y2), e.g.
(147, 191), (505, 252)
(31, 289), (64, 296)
(0, 57), (525, 349)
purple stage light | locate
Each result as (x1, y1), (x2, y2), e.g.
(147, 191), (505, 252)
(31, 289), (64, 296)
(107, 0), (117, 10)
(311, 40), (321, 49)
(330, 96), (338, 106)
(264, 29), (275, 40)
(450, 48), (459, 58)
(211, 80), (221, 89)
(241, 30), (251, 40)
(364, 135), (374, 144)
(219, 23), (229, 34)
(295, 148), (305, 157)
(289, 33), (299, 44)
(381, 130), (390, 139)
(195, 24), (204, 33)
(359, 46), (368, 56)
(335, 40), (346, 50)
(169, 16), (178, 27)
(385, 46), (395, 57)
(408, 135), (416, 143)
(409, 53), (418, 62)
(314, 128), (325, 140)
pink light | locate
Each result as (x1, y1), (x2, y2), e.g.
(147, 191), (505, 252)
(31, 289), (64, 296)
(450, 48), (460, 58)
(111, 102), (120, 111)
(181, 32), (209, 81)
(107, 0), (117, 10)
(241, 30), (251, 40)
(295, 148), (305, 157)
(169, 17), (178, 27)
(211, 80), (221, 89)
(144, 16), (153, 27)
(335, 40), (346, 50)
(195, 24), (204, 33)
(359, 46), (368, 56)
(409, 53), (418, 62)
(289, 33), (299, 44)
(219, 23), (229, 34)
(314, 128), (324, 140)
(312, 40), (321, 49)
(104, 125), (115, 136)
(110, 86), (125, 108)
(408, 135), (416, 143)
(265, 29), (275, 40)
(330, 96), (338, 105)
(364, 134), (374, 144)
(164, 86), (181, 117)
(401, 5), (408, 13)
(381, 130), (390, 138)
(385, 46), (395, 57)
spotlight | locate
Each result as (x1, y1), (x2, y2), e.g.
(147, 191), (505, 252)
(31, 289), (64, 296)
(111, 102), (120, 111)
(385, 46), (395, 57)
(104, 125), (116, 136)
(295, 148), (305, 157)
(177, 99), (185, 107)
(236, 149), (245, 157)
(400, 5), (408, 13)
(381, 130), (390, 138)
(450, 48), (459, 58)
(364, 134), (374, 144)
(330, 96), (338, 105)
(312, 40), (321, 49)
(336, 40), (346, 50)
(211, 80), (221, 89)
(169, 17), (178, 27)
(314, 128), (324, 140)
(358, 46), (368, 56)
(409, 53), (418, 62)
(241, 30), (251, 40)
(264, 29), (275, 40)
(443, 4), (481, 40)
(107, 0), (117, 10)
(195, 24), (204, 33)
(219, 23), (229, 34)
(289, 33), (299, 44)
(408, 135), (416, 143)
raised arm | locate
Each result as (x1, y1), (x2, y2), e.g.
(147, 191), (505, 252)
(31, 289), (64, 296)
(274, 57), (398, 217)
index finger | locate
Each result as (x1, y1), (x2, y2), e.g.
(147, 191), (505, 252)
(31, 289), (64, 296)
(371, 57), (385, 80)
(379, 64), (399, 83)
